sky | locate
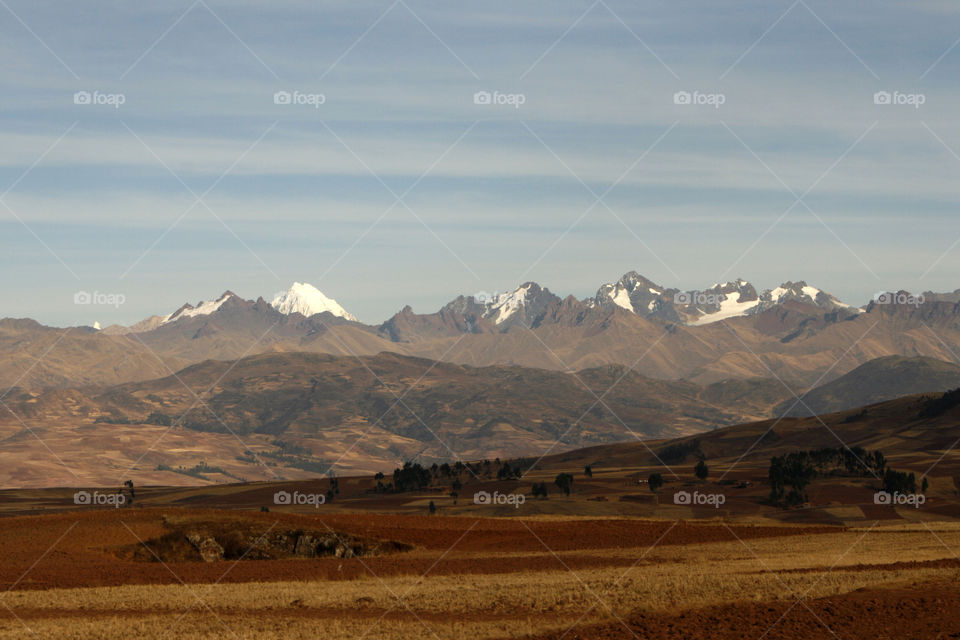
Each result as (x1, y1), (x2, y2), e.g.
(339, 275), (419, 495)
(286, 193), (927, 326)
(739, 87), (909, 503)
(2, 0), (960, 326)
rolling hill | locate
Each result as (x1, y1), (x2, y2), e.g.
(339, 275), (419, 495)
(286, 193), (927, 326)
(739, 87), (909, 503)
(775, 355), (960, 417)
(0, 351), (790, 487)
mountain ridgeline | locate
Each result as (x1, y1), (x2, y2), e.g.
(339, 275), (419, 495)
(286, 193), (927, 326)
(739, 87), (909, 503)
(4, 273), (960, 393)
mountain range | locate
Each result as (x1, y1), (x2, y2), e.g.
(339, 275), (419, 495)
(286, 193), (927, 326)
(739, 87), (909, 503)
(3, 269), (960, 487)
(2, 272), (958, 392)
(97, 272), (862, 335)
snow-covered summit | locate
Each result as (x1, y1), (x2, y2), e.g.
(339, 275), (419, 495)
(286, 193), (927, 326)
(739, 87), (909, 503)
(271, 282), (357, 321)
(589, 271), (857, 326)
(757, 281), (856, 313)
(162, 291), (237, 325)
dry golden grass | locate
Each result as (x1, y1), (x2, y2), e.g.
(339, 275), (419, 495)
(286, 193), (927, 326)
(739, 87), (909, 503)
(2, 527), (959, 639)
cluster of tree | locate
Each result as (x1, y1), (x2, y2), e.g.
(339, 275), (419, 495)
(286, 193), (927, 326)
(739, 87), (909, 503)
(768, 446), (890, 506)
(392, 462), (433, 492)
(144, 412), (173, 426)
(377, 455), (540, 495)
(155, 461), (238, 480)
(882, 469), (929, 494)
(271, 439), (310, 456)
(497, 461), (523, 480)
(919, 388), (960, 419)
(658, 440), (703, 464)
(93, 415), (135, 425)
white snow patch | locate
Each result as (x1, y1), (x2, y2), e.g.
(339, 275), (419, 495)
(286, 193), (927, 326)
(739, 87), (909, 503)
(272, 282), (357, 321)
(489, 284), (532, 324)
(801, 285), (821, 300)
(768, 286), (788, 302)
(688, 294), (759, 326)
(609, 286), (634, 311)
(162, 292), (234, 325)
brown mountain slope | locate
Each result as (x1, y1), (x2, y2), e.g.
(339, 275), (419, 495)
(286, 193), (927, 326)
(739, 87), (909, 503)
(549, 388), (960, 479)
(5, 290), (960, 392)
(0, 352), (789, 487)
(774, 355), (960, 417)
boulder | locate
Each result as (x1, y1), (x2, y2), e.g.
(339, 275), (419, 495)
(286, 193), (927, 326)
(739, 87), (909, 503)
(186, 533), (224, 562)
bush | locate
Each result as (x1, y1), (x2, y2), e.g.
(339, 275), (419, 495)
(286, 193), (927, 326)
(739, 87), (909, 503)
(648, 473), (663, 493)
(145, 412), (173, 426)
(694, 459), (709, 481)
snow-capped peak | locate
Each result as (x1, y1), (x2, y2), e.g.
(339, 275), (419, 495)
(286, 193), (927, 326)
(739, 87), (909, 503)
(758, 281), (854, 311)
(487, 283), (536, 324)
(593, 271), (666, 315)
(162, 291), (236, 325)
(271, 282), (357, 321)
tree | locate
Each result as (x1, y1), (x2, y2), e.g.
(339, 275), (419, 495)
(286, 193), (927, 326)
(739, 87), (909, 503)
(584, 465), (593, 478)
(648, 473), (663, 493)
(531, 482), (549, 499)
(428, 500), (436, 515)
(694, 459), (709, 481)
(882, 469), (917, 494)
(554, 473), (574, 497)
(117, 480), (135, 507)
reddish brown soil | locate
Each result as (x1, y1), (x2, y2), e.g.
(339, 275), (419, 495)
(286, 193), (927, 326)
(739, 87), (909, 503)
(524, 581), (960, 639)
(0, 508), (840, 591)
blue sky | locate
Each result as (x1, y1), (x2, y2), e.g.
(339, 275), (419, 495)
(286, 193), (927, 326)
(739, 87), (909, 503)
(2, 0), (959, 326)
